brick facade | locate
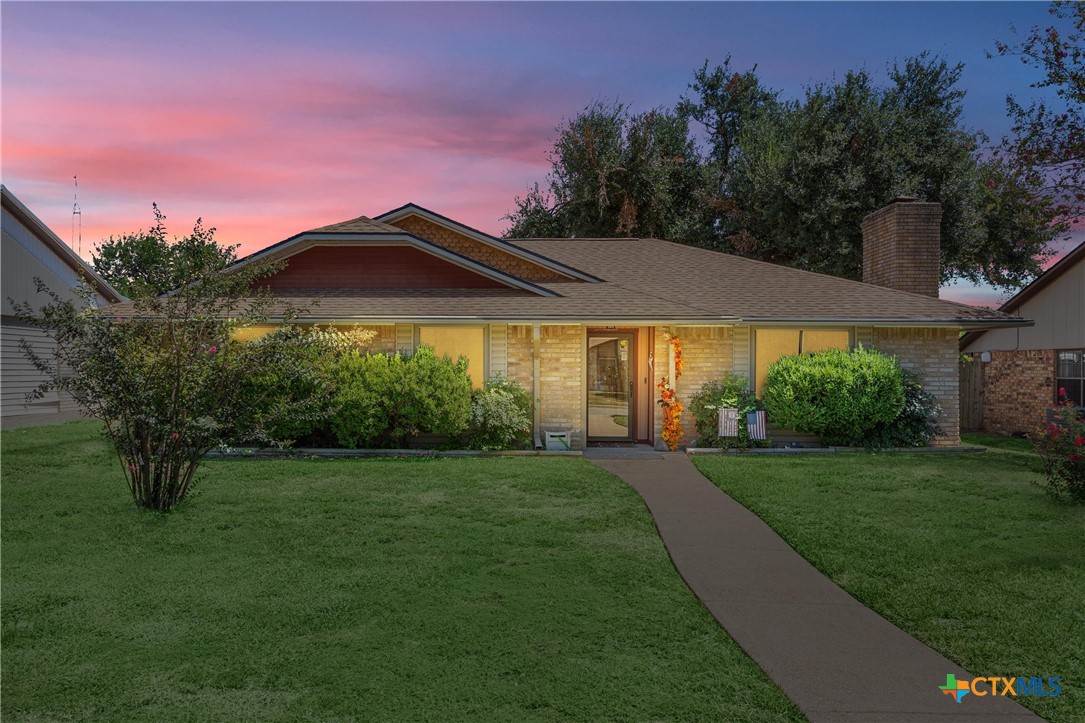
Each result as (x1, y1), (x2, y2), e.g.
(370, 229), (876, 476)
(385, 214), (570, 282)
(871, 327), (960, 445)
(506, 324), (534, 393)
(674, 326), (733, 444)
(539, 325), (584, 448)
(980, 349), (1056, 436)
(861, 199), (942, 298)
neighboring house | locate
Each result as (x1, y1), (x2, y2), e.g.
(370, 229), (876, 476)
(111, 196), (1027, 449)
(960, 241), (1085, 436)
(1, 186), (123, 427)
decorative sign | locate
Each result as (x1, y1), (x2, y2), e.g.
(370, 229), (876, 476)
(746, 410), (767, 440)
(718, 408), (739, 437)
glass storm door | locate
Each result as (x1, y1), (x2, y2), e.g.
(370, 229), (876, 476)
(587, 333), (634, 442)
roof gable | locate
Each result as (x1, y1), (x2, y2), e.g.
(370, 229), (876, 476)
(375, 203), (599, 283)
(232, 226), (558, 297)
(1, 185), (123, 303)
(255, 245), (523, 293)
(959, 240), (1085, 349)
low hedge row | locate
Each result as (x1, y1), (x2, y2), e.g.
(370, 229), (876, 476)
(243, 333), (531, 450)
(690, 347), (942, 450)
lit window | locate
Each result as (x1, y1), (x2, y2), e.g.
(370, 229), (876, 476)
(1056, 349), (1084, 407)
(418, 326), (486, 389)
(754, 329), (851, 395)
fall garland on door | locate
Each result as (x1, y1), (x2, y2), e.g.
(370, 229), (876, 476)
(658, 334), (684, 451)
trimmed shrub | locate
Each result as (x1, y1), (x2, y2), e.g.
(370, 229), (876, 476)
(241, 327), (336, 445)
(845, 370), (943, 448)
(1032, 392), (1085, 502)
(764, 346), (904, 445)
(241, 326), (378, 447)
(688, 374), (764, 449)
(469, 376), (533, 450)
(332, 345), (471, 448)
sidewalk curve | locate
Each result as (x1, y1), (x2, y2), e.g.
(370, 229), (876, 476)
(590, 453), (1042, 723)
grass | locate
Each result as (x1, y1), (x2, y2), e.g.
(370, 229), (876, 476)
(962, 432), (1036, 454)
(692, 445), (1085, 722)
(2, 421), (802, 722)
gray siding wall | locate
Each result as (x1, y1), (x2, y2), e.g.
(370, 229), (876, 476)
(2, 206), (108, 424)
(963, 259), (1084, 353)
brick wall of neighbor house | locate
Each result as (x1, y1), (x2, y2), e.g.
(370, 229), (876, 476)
(861, 199), (942, 298)
(872, 327), (960, 445)
(676, 326), (734, 443)
(981, 349), (1056, 436)
(507, 324), (534, 392)
(385, 215), (570, 282)
(540, 325), (584, 448)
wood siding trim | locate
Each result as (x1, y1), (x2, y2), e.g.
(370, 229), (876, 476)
(489, 323), (508, 378)
(395, 324), (414, 355)
(733, 325), (751, 385)
(256, 246), (511, 291)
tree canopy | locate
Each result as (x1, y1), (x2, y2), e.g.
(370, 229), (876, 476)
(92, 205), (237, 297)
(992, 0), (1084, 223)
(505, 50), (1066, 290)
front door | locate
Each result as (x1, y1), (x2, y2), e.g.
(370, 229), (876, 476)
(587, 332), (635, 442)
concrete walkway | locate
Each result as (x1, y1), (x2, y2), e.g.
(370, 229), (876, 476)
(590, 453), (1041, 723)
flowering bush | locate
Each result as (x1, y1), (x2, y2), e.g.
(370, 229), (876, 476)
(14, 209), (324, 511)
(1032, 390), (1085, 502)
(469, 376), (533, 450)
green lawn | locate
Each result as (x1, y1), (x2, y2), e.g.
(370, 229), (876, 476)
(2, 422), (801, 722)
(693, 445), (1085, 722)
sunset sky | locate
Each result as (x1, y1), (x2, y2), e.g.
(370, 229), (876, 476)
(2, 1), (1080, 306)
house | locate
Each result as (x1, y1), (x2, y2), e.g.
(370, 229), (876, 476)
(960, 240), (1084, 436)
(112, 196), (1028, 449)
(1, 186), (124, 427)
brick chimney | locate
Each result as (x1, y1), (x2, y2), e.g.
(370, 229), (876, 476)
(861, 197), (942, 298)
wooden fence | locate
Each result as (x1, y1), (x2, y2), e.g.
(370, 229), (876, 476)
(959, 360), (984, 432)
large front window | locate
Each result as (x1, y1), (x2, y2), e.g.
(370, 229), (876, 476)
(754, 328), (851, 395)
(1056, 349), (1084, 406)
(417, 326), (486, 389)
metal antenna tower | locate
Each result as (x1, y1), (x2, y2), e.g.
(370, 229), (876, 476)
(72, 175), (82, 256)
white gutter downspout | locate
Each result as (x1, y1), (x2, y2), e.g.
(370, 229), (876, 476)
(532, 323), (543, 450)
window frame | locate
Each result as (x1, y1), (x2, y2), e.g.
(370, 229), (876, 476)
(1055, 348), (1085, 408)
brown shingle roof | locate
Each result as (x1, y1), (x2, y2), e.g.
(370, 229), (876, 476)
(510, 237), (1024, 325)
(108, 232), (1028, 327)
(305, 216), (405, 234)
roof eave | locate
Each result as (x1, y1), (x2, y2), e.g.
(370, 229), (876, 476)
(0, 185), (126, 303)
(740, 317), (1033, 329)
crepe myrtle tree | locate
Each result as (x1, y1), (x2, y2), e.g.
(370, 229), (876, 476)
(12, 208), (330, 511)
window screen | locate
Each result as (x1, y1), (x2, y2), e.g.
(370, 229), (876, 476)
(754, 329), (851, 395)
(418, 326), (486, 389)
